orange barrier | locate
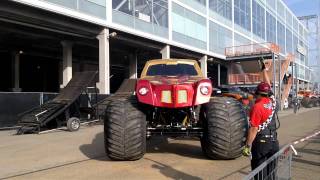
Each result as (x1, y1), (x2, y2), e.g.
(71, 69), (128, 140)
(228, 73), (262, 85)
(225, 42), (280, 57)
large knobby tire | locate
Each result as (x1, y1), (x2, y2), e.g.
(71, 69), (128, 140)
(104, 97), (146, 161)
(201, 97), (248, 160)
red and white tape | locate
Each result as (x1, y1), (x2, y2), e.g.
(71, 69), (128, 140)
(290, 130), (320, 155)
(293, 130), (320, 145)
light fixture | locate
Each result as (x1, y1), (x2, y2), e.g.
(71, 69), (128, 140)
(138, 87), (149, 95)
(108, 32), (117, 38)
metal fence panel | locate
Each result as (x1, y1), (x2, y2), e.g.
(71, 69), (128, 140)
(244, 144), (293, 180)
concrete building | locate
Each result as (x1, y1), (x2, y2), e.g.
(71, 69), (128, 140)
(0, 0), (309, 94)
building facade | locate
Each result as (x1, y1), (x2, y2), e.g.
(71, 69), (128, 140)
(2, 0), (310, 92)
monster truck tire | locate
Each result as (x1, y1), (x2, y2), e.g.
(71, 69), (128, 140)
(104, 97), (146, 160)
(201, 97), (248, 160)
(301, 97), (313, 108)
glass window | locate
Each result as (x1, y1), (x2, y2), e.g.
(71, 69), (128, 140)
(277, 21), (285, 54)
(298, 65), (305, 79)
(209, 21), (233, 54)
(79, 0), (106, 19)
(293, 18), (298, 33)
(209, 0), (232, 20)
(293, 34), (298, 57)
(234, 33), (251, 46)
(304, 29), (308, 41)
(44, 0), (106, 19)
(299, 24), (303, 37)
(286, 29), (293, 54)
(277, 0), (285, 21)
(178, 0), (206, 13)
(146, 64), (198, 76)
(286, 10), (292, 28)
(268, 0), (276, 10)
(234, 0), (251, 31)
(266, 12), (276, 43)
(112, 0), (168, 37)
(252, 0), (265, 39)
(44, 0), (77, 9)
(172, 3), (207, 49)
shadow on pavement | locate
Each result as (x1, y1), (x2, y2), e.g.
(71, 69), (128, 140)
(79, 132), (110, 161)
(80, 132), (207, 161)
(145, 158), (202, 180)
(147, 137), (208, 160)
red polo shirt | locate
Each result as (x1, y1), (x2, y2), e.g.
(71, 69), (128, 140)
(250, 97), (273, 127)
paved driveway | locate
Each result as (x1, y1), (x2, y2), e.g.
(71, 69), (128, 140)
(0, 108), (319, 180)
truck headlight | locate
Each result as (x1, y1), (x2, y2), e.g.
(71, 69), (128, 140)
(200, 86), (209, 95)
(138, 87), (149, 95)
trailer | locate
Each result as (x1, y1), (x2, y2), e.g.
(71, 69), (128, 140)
(16, 71), (98, 134)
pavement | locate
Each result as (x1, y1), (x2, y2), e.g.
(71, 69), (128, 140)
(291, 134), (320, 180)
(0, 107), (319, 180)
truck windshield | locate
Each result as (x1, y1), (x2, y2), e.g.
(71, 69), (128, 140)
(146, 64), (198, 76)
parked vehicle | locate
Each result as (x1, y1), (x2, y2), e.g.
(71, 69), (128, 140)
(103, 59), (248, 160)
(298, 90), (319, 108)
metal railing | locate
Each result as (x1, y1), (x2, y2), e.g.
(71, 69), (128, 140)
(225, 42), (280, 57)
(244, 144), (294, 180)
(228, 73), (262, 85)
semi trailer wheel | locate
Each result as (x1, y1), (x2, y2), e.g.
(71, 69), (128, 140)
(104, 97), (146, 160)
(201, 97), (248, 159)
(67, 117), (80, 132)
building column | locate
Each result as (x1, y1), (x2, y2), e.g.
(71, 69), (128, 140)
(160, 45), (170, 59)
(11, 51), (21, 92)
(129, 52), (138, 79)
(217, 63), (221, 86)
(200, 55), (207, 78)
(61, 41), (73, 88)
(97, 28), (110, 94)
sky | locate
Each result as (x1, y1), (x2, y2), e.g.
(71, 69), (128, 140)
(283, 0), (320, 17)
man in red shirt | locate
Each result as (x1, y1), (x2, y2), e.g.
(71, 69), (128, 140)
(243, 82), (279, 177)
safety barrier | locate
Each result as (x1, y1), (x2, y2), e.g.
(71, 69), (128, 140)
(244, 131), (320, 180)
(244, 144), (294, 180)
(225, 42), (280, 57)
(228, 73), (261, 85)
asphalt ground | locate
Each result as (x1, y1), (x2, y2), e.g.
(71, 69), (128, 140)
(0, 107), (319, 180)
(291, 134), (320, 180)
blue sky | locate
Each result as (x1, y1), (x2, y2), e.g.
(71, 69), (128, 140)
(283, 0), (320, 17)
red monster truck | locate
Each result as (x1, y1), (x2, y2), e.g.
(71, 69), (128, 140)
(104, 59), (248, 160)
